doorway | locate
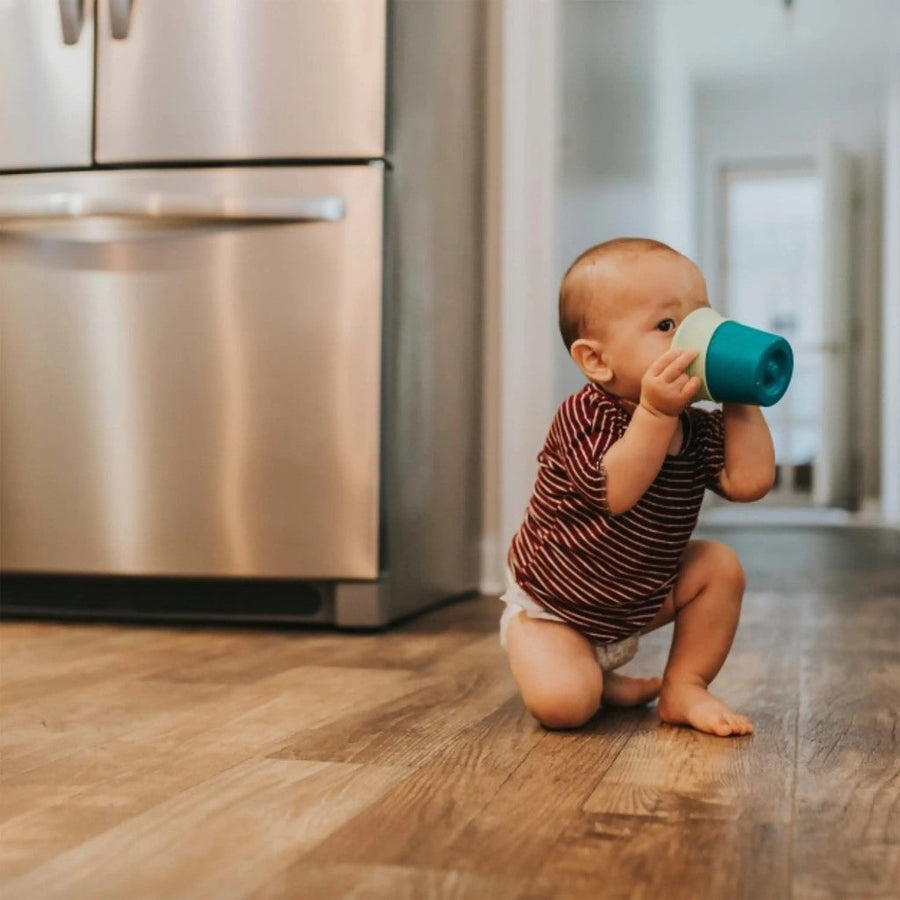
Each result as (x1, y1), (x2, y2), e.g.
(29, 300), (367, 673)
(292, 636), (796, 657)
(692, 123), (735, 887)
(718, 163), (852, 507)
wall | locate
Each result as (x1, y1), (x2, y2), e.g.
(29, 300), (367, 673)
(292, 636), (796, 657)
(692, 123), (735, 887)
(555, 0), (658, 403)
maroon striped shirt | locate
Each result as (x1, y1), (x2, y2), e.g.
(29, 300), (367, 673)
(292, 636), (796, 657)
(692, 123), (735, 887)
(508, 382), (727, 644)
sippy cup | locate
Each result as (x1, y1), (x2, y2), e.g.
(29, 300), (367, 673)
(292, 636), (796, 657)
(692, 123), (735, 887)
(671, 308), (793, 407)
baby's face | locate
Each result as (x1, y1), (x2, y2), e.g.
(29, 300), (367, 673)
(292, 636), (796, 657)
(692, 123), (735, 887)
(586, 252), (710, 402)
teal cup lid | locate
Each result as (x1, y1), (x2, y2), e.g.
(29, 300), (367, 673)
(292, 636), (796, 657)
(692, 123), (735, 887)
(706, 321), (793, 406)
(672, 308), (793, 407)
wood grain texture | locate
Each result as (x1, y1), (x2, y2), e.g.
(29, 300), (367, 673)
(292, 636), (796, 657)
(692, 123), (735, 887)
(1, 526), (897, 899)
(7, 758), (411, 900)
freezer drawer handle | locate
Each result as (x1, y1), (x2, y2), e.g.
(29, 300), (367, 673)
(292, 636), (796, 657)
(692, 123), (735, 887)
(109, 0), (133, 39)
(0, 193), (346, 223)
(59, 0), (85, 44)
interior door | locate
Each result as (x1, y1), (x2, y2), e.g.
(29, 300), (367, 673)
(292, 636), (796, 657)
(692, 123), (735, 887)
(0, 166), (383, 579)
(720, 165), (824, 503)
(94, 0), (386, 163)
(815, 142), (855, 508)
(0, 0), (94, 170)
(720, 155), (856, 509)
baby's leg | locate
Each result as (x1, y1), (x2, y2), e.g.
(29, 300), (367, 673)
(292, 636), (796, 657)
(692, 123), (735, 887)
(654, 540), (753, 736)
(505, 613), (659, 729)
(506, 612), (603, 729)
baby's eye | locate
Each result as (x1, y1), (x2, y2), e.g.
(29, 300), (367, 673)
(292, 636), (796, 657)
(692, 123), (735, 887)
(657, 318), (676, 333)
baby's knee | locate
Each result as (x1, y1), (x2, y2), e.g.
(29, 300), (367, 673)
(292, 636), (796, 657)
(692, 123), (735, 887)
(703, 541), (746, 594)
(524, 675), (602, 730)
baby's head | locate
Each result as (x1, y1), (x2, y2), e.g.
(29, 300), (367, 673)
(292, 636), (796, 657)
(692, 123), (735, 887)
(559, 238), (710, 401)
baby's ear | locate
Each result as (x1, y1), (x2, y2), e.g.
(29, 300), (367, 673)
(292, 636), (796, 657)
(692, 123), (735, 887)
(570, 339), (613, 384)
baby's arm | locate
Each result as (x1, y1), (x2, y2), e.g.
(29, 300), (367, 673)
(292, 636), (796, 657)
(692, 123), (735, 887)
(603, 348), (700, 514)
(718, 404), (776, 501)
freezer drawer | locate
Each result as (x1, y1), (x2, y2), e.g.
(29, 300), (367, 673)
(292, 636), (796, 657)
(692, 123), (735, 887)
(95, 0), (386, 163)
(0, 0), (94, 170)
(0, 166), (383, 579)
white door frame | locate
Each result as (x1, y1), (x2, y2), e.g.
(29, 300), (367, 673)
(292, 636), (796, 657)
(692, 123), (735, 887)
(882, 60), (900, 525)
(480, 0), (559, 593)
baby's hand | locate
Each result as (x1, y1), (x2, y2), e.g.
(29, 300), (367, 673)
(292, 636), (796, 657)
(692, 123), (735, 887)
(640, 348), (702, 418)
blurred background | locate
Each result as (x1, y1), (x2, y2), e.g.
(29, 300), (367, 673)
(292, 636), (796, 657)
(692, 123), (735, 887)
(1, 0), (897, 608)
(485, 0), (900, 589)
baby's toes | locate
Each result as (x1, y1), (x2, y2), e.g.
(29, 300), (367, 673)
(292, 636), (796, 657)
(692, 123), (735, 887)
(734, 715), (754, 735)
(726, 713), (753, 736)
(712, 715), (736, 737)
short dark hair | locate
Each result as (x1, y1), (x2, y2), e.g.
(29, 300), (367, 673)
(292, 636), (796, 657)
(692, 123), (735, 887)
(558, 237), (679, 350)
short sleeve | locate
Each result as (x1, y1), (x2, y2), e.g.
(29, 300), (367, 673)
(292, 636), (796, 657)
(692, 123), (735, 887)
(551, 389), (627, 509)
(689, 407), (728, 497)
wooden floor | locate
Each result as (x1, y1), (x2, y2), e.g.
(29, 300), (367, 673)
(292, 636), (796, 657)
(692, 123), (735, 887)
(1, 526), (898, 899)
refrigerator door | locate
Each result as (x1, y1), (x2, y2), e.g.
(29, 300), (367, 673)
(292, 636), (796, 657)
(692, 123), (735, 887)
(0, 0), (94, 170)
(94, 0), (386, 164)
(0, 166), (383, 579)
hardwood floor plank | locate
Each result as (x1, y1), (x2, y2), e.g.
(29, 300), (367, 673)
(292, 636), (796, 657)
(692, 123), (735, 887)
(269, 635), (517, 768)
(276, 699), (545, 874)
(0, 744), (244, 879)
(248, 862), (526, 900)
(0, 662), (418, 790)
(792, 653), (900, 898)
(797, 589), (900, 655)
(154, 663), (423, 754)
(0, 622), (124, 673)
(432, 715), (643, 877)
(0, 664), (421, 874)
(585, 721), (751, 816)
(154, 623), (484, 684)
(4, 758), (411, 900)
(0, 676), (229, 779)
(422, 695), (547, 774)
(0, 626), (249, 707)
(296, 761), (515, 871)
(0, 662), (419, 783)
(525, 817), (792, 900)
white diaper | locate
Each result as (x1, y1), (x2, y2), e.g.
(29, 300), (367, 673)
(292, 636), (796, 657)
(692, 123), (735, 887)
(498, 569), (639, 672)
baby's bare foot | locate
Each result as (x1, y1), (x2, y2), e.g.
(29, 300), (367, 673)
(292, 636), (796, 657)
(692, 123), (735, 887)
(602, 672), (662, 707)
(658, 680), (753, 736)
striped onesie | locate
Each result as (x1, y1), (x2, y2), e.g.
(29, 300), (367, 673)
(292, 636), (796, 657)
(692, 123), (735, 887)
(508, 382), (727, 646)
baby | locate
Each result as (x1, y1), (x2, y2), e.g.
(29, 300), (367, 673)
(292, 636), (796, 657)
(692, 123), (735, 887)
(501, 237), (776, 737)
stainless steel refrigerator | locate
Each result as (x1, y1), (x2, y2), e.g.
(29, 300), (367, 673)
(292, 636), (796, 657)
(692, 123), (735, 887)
(0, 1), (485, 626)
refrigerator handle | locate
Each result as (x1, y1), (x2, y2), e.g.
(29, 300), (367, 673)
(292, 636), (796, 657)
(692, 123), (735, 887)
(109, 0), (133, 40)
(59, 0), (85, 45)
(0, 193), (347, 223)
